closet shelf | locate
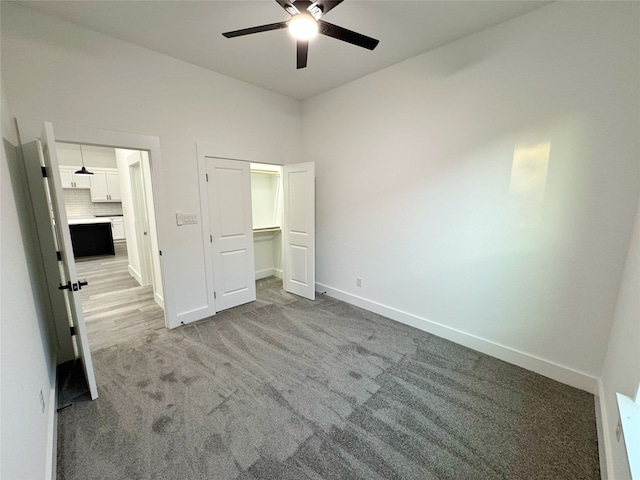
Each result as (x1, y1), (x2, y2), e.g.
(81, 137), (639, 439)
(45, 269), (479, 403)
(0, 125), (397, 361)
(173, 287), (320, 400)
(251, 169), (280, 176)
(253, 226), (281, 233)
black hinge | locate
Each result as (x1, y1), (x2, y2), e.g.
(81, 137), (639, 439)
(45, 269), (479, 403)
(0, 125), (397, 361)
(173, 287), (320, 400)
(70, 326), (76, 336)
(214, 291), (216, 299)
(41, 166), (47, 177)
(56, 251), (62, 261)
(206, 173), (209, 182)
(159, 250), (162, 256)
(210, 234), (213, 243)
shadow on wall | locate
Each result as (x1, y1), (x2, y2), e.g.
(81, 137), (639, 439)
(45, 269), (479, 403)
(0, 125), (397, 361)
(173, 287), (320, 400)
(4, 136), (57, 352)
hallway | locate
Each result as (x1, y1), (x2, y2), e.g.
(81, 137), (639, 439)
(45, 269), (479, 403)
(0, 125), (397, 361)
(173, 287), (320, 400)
(75, 242), (165, 352)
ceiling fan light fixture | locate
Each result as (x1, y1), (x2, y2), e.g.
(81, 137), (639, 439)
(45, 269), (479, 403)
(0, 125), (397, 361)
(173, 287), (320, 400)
(288, 14), (318, 40)
(221, 1), (379, 69)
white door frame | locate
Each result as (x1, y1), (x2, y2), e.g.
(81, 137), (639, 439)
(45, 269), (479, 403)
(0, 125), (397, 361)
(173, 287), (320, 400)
(128, 158), (153, 287)
(16, 117), (174, 328)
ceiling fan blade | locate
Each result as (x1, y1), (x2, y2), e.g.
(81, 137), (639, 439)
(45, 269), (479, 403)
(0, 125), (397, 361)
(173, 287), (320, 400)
(222, 21), (288, 38)
(297, 40), (309, 69)
(318, 20), (379, 50)
(309, 0), (343, 17)
(275, 0), (300, 15)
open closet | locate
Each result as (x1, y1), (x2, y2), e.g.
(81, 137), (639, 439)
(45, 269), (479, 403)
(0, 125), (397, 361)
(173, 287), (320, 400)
(201, 156), (315, 317)
(251, 163), (284, 281)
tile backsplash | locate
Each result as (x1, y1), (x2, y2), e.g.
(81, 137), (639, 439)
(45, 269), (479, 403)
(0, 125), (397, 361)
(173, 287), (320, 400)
(64, 189), (123, 217)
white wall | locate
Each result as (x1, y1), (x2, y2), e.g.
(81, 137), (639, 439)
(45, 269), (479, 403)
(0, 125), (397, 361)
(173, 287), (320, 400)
(303, 1), (639, 388)
(251, 171), (281, 228)
(1, 3), (302, 326)
(1, 79), (57, 478)
(251, 167), (284, 279)
(600, 196), (640, 480)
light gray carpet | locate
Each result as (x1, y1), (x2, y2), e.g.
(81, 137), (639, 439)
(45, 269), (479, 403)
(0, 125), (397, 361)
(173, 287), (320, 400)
(57, 277), (600, 479)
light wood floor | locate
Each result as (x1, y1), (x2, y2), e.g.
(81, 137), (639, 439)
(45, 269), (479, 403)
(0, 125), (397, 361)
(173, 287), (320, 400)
(75, 242), (165, 352)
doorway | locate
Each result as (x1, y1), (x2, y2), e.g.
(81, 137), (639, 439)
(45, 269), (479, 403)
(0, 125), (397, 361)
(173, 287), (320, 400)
(19, 117), (171, 399)
(200, 154), (316, 316)
(251, 163), (284, 282)
(55, 142), (165, 352)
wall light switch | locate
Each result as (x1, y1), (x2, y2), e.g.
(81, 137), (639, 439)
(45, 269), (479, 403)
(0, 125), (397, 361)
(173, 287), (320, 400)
(184, 213), (198, 225)
(177, 212), (198, 225)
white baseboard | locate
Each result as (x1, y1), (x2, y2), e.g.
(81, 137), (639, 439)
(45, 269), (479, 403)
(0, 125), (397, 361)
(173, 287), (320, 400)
(255, 268), (283, 280)
(128, 265), (143, 286)
(317, 282), (598, 394)
(596, 379), (612, 480)
(255, 268), (276, 280)
(154, 291), (164, 310)
(46, 368), (57, 480)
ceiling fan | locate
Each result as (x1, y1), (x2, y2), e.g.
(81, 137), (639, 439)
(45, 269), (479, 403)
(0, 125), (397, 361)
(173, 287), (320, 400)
(222, 0), (379, 69)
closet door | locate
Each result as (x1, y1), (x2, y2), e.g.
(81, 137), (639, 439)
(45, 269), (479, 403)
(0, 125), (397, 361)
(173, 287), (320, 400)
(206, 157), (256, 311)
(283, 162), (315, 300)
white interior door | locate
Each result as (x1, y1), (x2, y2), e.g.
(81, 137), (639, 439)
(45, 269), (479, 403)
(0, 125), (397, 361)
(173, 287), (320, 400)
(39, 122), (98, 399)
(283, 162), (315, 300)
(206, 157), (256, 311)
(129, 158), (152, 286)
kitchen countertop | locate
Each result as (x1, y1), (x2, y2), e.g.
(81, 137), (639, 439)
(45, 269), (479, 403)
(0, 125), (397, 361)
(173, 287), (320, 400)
(68, 217), (113, 225)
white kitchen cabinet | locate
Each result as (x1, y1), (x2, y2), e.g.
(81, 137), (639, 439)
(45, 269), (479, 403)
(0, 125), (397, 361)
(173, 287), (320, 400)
(90, 168), (121, 202)
(59, 166), (91, 189)
(106, 171), (121, 201)
(111, 217), (125, 241)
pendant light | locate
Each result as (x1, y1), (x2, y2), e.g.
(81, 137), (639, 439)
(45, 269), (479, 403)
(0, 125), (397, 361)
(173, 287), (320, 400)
(74, 145), (94, 176)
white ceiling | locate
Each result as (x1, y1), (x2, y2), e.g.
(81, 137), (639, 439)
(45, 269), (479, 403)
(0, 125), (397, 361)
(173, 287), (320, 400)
(14, 0), (551, 100)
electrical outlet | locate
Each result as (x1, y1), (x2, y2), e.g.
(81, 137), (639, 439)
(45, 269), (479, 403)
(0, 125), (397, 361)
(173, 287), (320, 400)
(616, 418), (623, 441)
(356, 277), (362, 288)
(39, 389), (45, 413)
